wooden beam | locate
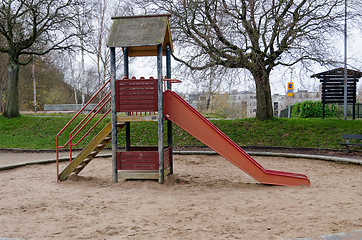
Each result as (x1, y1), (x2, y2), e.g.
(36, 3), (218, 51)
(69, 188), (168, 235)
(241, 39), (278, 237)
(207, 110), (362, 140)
(157, 44), (164, 184)
(110, 47), (118, 183)
(117, 115), (158, 122)
(118, 167), (171, 180)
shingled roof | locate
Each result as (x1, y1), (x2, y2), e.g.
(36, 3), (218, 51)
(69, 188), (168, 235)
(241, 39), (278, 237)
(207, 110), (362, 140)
(106, 14), (173, 57)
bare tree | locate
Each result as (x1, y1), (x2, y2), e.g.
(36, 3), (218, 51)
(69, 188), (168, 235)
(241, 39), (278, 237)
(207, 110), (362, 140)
(0, 0), (80, 117)
(87, 0), (133, 95)
(88, 0), (112, 92)
(72, 0), (94, 105)
(136, 0), (361, 120)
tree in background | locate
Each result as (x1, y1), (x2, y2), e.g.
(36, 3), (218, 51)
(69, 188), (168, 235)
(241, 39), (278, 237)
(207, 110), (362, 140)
(0, 0), (80, 117)
(18, 56), (80, 110)
(137, 0), (361, 120)
(87, 0), (133, 92)
(58, 0), (132, 101)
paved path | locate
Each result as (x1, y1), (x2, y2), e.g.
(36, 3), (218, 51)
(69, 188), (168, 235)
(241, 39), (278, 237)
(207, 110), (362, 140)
(0, 151), (59, 166)
(0, 151), (111, 170)
(0, 150), (112, 170)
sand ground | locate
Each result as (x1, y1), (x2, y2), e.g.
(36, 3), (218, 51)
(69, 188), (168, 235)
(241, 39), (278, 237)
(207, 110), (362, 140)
(0, 155), (361, 240)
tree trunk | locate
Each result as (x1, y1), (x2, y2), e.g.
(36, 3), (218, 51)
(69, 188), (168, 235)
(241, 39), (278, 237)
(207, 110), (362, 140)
(32, 61), (37, 113)
(3, 61), (20, 118)
(252, 69), (274, 121)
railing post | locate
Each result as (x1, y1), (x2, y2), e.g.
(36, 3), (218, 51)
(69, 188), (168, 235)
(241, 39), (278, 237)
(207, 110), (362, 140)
(110, 47), (118, 183)
(56, 140), (59, 182)
(69, 133), (72, 162)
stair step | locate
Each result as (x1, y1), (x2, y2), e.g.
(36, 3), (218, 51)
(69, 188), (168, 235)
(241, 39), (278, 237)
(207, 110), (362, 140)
(90, 151), (99, 155)
(73, 168), (82, 174)
(79, 161), (88, 166)
(83, 159), (92, 165)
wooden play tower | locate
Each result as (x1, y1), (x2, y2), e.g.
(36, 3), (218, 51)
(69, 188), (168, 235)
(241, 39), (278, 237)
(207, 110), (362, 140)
(56, 14), (175, 184)
(107, 14), (174, 183)
(56, 14), (310, 187)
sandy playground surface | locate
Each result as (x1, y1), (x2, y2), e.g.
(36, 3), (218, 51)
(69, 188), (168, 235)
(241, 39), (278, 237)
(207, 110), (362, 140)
(0, 154), (361, 240)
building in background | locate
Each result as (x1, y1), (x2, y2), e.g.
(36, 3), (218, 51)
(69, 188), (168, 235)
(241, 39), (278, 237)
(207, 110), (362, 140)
(187, 88), (322, 118)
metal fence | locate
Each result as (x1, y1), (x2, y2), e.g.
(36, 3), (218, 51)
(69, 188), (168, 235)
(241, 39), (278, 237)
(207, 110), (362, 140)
(280, 103), (361, 119)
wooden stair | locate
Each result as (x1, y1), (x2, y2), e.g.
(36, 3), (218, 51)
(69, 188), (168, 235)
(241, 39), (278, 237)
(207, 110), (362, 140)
(58, 122), (125, 181)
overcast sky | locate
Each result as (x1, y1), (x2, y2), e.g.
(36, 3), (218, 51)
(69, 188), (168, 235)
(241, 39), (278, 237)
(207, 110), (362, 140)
(110, 24), (362, 97)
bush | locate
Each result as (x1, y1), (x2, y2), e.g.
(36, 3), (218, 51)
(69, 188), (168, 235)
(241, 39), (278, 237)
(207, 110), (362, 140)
(292, 100), (336, 118)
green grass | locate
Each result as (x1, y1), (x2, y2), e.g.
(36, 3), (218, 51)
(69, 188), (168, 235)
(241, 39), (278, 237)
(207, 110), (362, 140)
(0, 115), (361, 150)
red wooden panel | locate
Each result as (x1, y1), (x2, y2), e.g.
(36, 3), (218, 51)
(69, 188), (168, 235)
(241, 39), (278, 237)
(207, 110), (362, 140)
(117, 151), (158, 170)
(116, 78), (158, 112)
(117, 147), (171, 171)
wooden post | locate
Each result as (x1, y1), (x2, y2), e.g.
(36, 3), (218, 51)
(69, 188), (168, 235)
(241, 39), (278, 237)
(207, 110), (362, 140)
(124, 47), (131, 151)
(110, 47), (118, 183)
(166, 44), (173, 174)
(322, 80), (325, 119)
(157, 44), (164, 184)
(352, 78), (356, 120)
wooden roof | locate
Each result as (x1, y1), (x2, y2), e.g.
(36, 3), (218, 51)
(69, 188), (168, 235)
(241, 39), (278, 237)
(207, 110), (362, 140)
(106, 14), (173, 57)
(311, 68), (362, 81)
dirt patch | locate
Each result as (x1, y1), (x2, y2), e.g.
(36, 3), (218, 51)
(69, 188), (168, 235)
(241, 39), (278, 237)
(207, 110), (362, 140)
(0, 155), (361, 239)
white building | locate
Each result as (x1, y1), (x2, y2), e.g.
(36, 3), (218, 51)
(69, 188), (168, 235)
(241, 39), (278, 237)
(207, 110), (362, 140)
(187, 88), (322, 118)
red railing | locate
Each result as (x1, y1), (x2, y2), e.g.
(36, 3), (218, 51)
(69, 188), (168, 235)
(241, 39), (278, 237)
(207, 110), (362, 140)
(56, 79), (111, 181)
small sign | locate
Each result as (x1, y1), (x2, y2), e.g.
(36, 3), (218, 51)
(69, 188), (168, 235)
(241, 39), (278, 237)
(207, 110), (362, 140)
(287, 82), (293, 91)
(287, 82), (293, 97)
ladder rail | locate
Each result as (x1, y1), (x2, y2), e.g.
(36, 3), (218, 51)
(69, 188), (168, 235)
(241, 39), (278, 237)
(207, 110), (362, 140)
(56, 79), (111, 182)
(69, 107), (111, 160)
(69, 92), (111, 147)
(58, 122), (125, 181)
(69, 96), (111, 155)
(56, 79), (111, 147)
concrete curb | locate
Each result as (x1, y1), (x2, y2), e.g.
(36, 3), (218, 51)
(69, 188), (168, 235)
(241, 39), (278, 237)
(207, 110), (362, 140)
(1, 151), (360, 171)
(174, 151), (362, 165)
(0, 154), (113, 171)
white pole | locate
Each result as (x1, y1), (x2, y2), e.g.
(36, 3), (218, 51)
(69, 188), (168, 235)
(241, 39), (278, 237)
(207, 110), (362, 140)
(32, 60), (37, 113)
(288, 97), (291, 118)
(288, 70), (293, 118)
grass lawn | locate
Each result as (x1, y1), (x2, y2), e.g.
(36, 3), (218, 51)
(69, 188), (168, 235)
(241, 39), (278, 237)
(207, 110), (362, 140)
(0, 114), (361, 150)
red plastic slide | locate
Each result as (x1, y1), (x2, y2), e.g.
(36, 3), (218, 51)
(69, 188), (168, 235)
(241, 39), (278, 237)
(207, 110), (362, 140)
(164, 90), (310, 186)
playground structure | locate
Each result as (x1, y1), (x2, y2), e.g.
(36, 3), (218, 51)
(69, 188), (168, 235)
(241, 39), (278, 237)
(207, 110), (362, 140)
(56, 14), (310, 186)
